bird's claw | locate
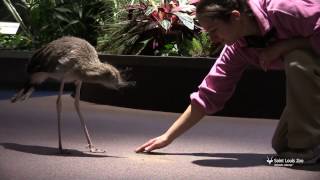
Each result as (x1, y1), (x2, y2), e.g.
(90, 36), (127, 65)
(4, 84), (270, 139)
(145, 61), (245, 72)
(86, 145), (105, 153)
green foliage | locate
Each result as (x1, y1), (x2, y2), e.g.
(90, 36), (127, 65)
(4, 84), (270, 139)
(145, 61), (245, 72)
(1, 0), (114, 49)
(97, 0), (218, 57)
(180, 32), (221, 57)
(0, 33), (32, 50)
(157, 42), (179, 56)
(2, 0), (220, 57)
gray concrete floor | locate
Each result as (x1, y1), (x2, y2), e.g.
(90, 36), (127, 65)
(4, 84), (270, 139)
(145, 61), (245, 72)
(0, 90), (319, 180)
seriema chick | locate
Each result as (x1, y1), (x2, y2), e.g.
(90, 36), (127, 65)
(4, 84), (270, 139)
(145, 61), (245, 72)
(11, 36), (133, 153)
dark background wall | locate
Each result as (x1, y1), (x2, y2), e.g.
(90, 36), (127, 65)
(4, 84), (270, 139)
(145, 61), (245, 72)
(0, 51), (286, 119)
(80, 64), (286, 119)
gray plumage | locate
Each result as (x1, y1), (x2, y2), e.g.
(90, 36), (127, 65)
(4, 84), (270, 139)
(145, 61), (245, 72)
(11, 36), (134, 153)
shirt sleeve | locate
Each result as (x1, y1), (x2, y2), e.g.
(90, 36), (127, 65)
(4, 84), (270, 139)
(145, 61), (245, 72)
(310, 21), (320, 55)
(190, 44), (248, 115)
(268, 3), (320, 55)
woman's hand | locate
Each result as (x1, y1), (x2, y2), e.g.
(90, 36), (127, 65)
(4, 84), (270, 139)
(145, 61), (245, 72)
(135, 134), (172, 153)
(135, 103), (205, 153)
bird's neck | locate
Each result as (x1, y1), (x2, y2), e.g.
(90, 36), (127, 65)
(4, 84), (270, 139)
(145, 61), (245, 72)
(79, 62), (105, 80)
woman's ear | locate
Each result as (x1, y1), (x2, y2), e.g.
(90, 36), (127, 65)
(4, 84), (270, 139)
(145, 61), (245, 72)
(230, 10), (241, 21)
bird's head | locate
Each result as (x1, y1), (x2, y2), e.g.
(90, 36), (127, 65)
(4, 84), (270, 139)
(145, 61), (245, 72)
(97, 64), (135, 90)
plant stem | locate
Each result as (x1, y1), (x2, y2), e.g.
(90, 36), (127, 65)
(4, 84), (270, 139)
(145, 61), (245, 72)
(2, 0), (32, 38)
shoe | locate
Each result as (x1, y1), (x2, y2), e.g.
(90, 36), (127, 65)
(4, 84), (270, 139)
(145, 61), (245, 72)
(279, 147), (320, 165)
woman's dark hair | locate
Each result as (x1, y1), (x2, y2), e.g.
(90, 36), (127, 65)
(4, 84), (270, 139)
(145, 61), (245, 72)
(196, 0), (252, 22)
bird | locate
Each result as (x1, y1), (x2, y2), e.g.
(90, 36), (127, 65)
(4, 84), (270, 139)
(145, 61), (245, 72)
(11, 36), (134, 154)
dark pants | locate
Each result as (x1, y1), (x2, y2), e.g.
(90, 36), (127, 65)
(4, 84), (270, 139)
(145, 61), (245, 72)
(272, 49), (320, 153)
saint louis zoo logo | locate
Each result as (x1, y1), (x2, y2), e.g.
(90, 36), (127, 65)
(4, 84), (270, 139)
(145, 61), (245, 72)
(266, 156), (304, 167)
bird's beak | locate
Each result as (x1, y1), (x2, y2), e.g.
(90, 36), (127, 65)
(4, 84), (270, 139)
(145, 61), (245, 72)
(118, 80), (136, 88)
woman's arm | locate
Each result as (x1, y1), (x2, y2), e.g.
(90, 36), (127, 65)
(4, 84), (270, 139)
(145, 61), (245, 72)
(135, 45), (248, 153)
(165, 102), (206, 140)
(135, 102), (206, 153)
(260, 37), (312, 70)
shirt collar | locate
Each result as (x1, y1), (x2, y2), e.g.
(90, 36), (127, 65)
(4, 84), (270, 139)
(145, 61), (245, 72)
(247, 0), (271, 36)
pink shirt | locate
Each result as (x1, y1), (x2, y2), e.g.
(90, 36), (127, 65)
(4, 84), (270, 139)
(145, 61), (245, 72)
(190, 0), (320, 114)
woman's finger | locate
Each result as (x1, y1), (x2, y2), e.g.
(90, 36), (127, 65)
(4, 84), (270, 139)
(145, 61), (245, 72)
(145, 143), (159, 152)
(135, 138), (156, 152)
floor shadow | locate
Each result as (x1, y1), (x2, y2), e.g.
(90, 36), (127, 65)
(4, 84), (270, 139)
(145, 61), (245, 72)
(0, 90), (68, 100)
(142, 152), (320, 171)
(193, 152), (273, 168)
(0, 142), (123, 158)
(144, 152), (270, 167)
(289, 164), (320, 171)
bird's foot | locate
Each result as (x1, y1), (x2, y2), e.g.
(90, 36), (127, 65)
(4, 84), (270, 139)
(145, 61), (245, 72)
(86, 145), (105, 153)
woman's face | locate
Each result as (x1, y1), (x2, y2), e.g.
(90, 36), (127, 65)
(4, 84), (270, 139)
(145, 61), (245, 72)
(199, 15), (242, 46)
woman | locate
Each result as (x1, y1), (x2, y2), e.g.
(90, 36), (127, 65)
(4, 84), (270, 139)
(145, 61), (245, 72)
(135, 0), (320, 163)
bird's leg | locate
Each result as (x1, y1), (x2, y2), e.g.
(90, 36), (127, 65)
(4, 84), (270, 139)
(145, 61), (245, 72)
(56, 80), (65, 154)
(74, 81), (105, 153)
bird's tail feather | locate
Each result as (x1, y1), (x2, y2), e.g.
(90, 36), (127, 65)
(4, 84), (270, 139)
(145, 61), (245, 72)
(11, 81), (35, 103)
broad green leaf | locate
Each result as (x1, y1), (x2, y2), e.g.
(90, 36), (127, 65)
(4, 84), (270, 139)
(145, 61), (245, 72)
(177, 5), (196, 13)
(54, 13), (70, 23)
(159, 19), (171, 31)
(136, 38), (152, 55)
(164, 43), (174, 49)
(62, 20), (80, 30)
(54, 7), (72, 13)
(145, 6), (156, 16)
(179, 0), (189, 5)
(173, 12), (194, 30)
